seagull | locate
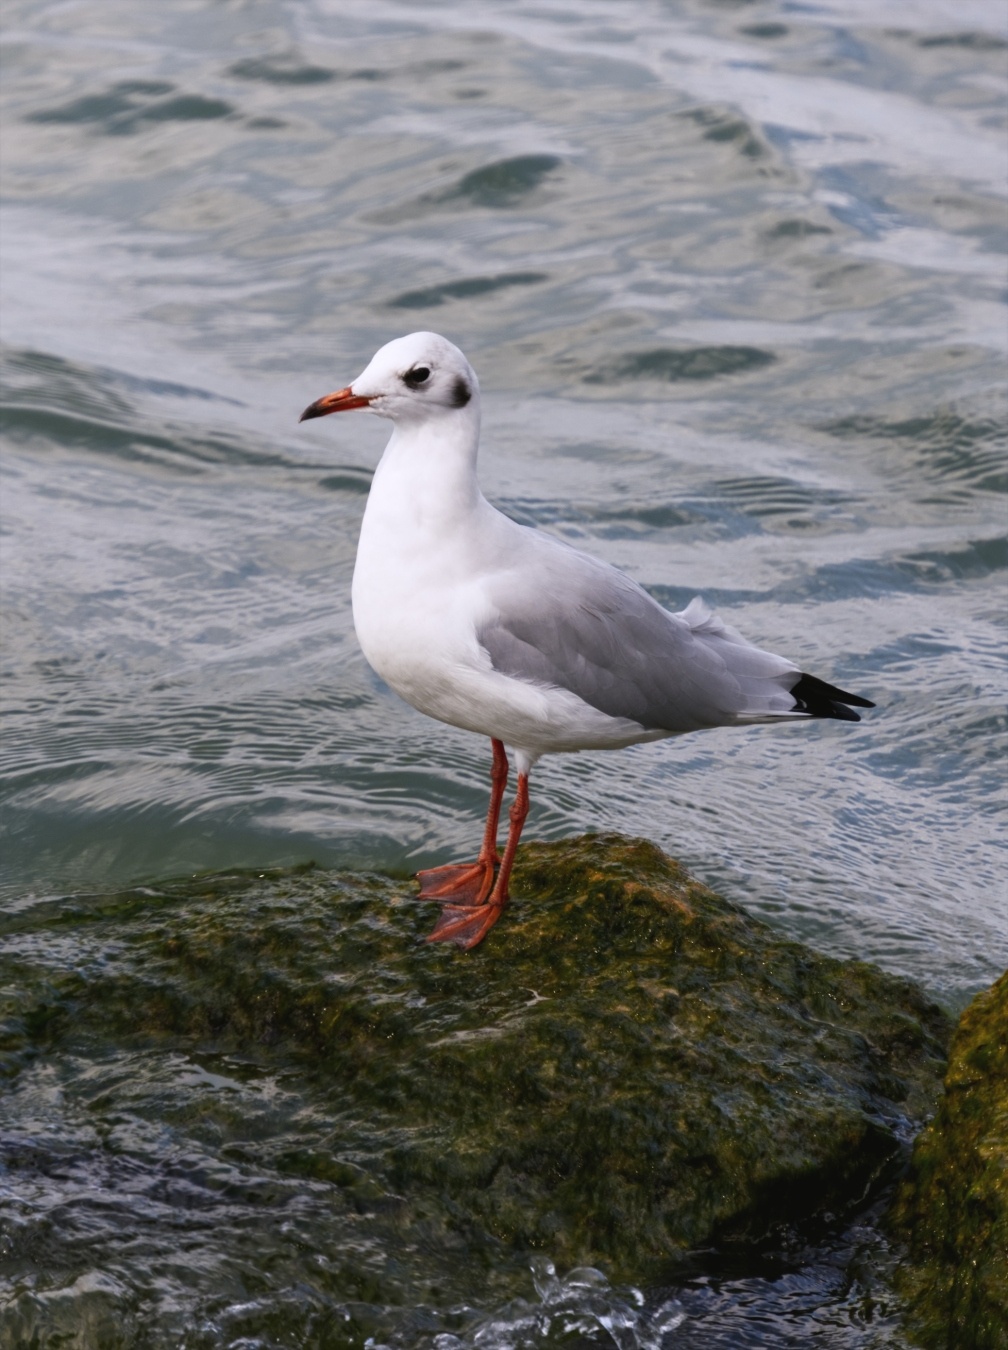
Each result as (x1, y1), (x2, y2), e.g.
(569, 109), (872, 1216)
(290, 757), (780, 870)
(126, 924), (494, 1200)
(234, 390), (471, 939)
(300, 332), (873, 950)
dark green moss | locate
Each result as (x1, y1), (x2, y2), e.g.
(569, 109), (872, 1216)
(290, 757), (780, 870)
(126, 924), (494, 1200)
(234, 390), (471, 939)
(2, 834), (950, 1283)
(891, 971), (1007, 1349)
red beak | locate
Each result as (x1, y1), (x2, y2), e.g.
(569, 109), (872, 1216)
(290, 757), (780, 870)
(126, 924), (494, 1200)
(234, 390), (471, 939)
(299, 386), (372, 422)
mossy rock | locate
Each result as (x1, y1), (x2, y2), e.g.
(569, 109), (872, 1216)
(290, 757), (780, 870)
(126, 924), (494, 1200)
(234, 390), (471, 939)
(1, 834), (950, 1310)
(890, 970), (1008, 1349)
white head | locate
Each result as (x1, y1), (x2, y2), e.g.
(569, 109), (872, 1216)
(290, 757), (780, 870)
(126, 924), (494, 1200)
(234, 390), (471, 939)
(299, 332), (480, 427)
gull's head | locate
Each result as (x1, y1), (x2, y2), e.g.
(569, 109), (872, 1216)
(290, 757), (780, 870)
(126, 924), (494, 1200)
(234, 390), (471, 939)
(299, 332), (479, 427)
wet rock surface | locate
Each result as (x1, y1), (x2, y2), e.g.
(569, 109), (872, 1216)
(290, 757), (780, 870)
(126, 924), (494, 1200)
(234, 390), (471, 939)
(890, 970), (1007, 1350)
(1, 834), (951, 1344)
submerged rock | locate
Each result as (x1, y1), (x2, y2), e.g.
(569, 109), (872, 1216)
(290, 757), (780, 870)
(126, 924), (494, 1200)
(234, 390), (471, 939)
(1, 834), (950, 1342)
(890, 970), (1007, 1350)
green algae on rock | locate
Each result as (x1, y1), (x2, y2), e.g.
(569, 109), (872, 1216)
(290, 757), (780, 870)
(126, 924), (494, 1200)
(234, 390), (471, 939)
(1, 835), (951, 1342)
(890, 970), (1008, 1350)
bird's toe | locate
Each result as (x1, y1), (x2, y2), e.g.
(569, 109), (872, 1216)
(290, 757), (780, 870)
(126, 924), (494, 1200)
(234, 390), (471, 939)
(416, 860), (495, 906)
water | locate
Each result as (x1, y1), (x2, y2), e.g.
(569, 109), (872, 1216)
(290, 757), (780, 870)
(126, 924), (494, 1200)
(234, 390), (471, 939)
(1, 0), (1005, 1344)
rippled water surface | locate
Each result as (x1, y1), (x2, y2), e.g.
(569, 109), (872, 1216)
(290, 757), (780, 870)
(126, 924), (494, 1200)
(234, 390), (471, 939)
(1, 0), (1006, 1345)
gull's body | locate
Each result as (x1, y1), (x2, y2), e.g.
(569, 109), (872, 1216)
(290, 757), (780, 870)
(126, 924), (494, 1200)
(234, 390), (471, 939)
(301, 332), (873, 948)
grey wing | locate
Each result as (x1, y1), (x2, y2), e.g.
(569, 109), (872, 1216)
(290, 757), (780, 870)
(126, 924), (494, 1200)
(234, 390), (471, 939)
(478, 536), (800, 733)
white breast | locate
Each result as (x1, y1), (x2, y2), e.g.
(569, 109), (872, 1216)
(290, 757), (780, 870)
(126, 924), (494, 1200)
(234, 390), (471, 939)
(350, 449), (652, 759)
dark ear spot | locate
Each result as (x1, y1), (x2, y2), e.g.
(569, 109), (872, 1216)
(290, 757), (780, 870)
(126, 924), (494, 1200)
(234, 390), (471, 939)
(451, 376), (471, 408)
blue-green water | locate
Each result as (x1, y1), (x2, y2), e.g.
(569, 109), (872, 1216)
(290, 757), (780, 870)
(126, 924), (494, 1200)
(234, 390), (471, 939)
(1, 1), (1006, 1345)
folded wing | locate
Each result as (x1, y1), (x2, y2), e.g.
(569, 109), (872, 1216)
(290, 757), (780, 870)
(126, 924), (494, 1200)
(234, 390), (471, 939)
(478, 534), (870, 733)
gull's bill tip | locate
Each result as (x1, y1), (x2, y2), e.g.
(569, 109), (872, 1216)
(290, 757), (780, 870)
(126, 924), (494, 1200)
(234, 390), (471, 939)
(299, 386), (371, 422)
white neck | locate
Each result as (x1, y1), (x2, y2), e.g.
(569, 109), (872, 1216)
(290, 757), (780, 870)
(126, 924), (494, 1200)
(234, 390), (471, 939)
(365, 404), (483, 536)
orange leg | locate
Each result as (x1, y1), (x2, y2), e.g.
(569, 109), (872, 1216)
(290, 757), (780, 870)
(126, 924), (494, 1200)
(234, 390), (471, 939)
(416, 739), (508, 906)
(426, 771), (529, 949)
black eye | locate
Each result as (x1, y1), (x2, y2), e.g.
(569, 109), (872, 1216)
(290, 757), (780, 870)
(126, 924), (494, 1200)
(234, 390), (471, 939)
(402, 366), (431, 389)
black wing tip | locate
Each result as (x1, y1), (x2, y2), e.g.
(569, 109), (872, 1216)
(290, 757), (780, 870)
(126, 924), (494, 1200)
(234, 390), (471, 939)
(791, 672), (875, 722)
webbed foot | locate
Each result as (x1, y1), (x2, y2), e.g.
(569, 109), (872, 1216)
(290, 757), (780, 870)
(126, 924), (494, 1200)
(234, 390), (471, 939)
(415, 859), (496, 907)
(425, 900), (507, 949)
